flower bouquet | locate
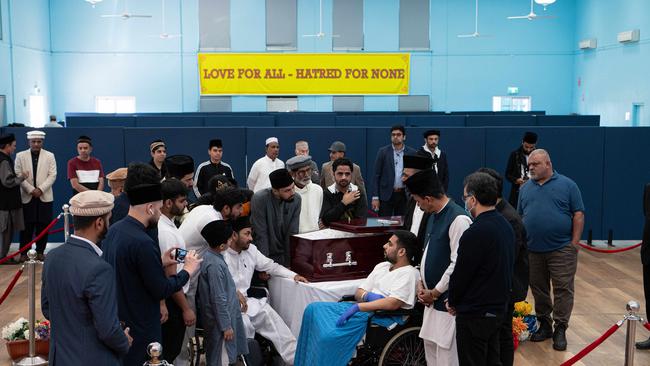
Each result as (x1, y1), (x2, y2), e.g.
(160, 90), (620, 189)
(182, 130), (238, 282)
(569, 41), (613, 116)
(2, 318), (50, 360)
(512, 301), (539, 350)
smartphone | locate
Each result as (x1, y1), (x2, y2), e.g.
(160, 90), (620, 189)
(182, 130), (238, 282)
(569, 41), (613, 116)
(174, 248), (188, 263)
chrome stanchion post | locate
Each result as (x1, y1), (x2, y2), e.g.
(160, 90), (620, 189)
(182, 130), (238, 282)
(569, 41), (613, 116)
(624, 300), (640, 366)
(15, 249), (47, 366)
(63, 204), (70, 241)
(143, 342), (171, 365)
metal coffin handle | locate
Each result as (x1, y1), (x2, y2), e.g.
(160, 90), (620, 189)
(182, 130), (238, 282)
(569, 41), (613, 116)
(322, 251), (358, 268)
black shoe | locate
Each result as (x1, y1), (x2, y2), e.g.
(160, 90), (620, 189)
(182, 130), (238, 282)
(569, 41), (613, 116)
(636, 338), (650, 350)
(530, 318), (553, 342)
(553, 325), (567, 351)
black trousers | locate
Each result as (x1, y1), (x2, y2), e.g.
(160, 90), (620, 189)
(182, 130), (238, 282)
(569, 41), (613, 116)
(161, 297), (186, 363)
(19, 221), (50, 254)
(456, 314), (503, 366)
(644, 264), (650, 318)
(498, 302), (515, 366)
(379, 190), (407, 217)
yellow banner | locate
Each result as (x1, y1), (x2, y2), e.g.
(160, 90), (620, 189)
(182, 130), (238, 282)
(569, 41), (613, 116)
(198, 53), (410, 95)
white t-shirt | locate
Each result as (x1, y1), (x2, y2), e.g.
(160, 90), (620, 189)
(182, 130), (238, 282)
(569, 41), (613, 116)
(178, 204), (223, 258)
(359, 261), (420, 309)
(158, 214), (190, 294)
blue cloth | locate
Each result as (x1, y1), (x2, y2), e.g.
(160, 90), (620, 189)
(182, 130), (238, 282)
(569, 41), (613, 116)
(295, 302), (406, 366)
(518, 172), (585, 253)
(393, 147), (405, 189)
(371, 144), (417, 201)
(41, 236), (129, 365)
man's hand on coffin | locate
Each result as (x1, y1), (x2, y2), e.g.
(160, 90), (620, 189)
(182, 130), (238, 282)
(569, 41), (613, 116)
(342, 190), (361, 205)
(237, 291), (248, 313)
(364, 292), (385, 302)
(294, 275), (309, 283)
(336, 304), (360, 326)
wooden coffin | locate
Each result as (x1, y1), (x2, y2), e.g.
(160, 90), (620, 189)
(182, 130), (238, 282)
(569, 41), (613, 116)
(290, 217), (403, 282)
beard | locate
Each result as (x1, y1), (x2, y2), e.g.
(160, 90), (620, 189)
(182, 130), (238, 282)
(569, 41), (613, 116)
(98, 225), (108, 242)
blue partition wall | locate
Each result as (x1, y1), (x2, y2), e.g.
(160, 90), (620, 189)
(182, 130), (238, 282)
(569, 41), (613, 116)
(1, 125), (647, 240)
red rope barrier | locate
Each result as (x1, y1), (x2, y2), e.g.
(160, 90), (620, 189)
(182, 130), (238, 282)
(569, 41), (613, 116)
(0, 267), (24, 306)
(560, 322), (623, 366)
(0, 216), (60, 265)
(47, 224), (73, 235)
(642, 321), (650, 332)
(577, 241), (642, 253)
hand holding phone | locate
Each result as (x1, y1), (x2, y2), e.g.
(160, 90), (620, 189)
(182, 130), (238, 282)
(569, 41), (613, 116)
(174, 248), (188, 263)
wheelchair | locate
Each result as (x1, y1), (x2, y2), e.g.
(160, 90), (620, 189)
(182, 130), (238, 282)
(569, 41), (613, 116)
(340, 296), (427, 366)
(188, 286), (282, 366)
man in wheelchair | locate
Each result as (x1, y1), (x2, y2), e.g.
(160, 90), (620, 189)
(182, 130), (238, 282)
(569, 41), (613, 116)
(294, 230), (421, 366)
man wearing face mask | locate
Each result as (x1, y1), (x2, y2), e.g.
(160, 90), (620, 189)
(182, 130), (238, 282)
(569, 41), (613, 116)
(447, 172), (515, 366)
(404, 169), (470, 366)
(248, 137), (285, 193)
(250, 168), (301, 266)
(102, 163), (203, 366)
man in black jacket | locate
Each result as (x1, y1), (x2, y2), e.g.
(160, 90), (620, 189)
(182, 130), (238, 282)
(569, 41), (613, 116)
(418, 130), (449, 192)
(320, 158), (367, 225)
(447, 172), (514, 366)
(505, 131), (537, 208)
(401, 154), (434, 260)
(478, 168), (529, 366)
(636, 183), (650, 349)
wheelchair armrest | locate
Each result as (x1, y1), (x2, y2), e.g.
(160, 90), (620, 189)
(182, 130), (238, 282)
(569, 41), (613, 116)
(247, 286), (269, 299)
(339, 295), (357, 302)
(372, 309), (413, 317)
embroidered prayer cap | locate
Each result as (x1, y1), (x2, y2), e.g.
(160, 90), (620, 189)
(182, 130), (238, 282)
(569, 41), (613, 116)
(69, 190), (114, 216)
(404, 169), (445, 197)
(328, 141), (346, 152)
(150, 139), (166, 152)
(423, 129), (441, 138)
(201, 220), (234, 247)
(265, 137), (279, 145)
(232, 216), (252, 232)
(209, 139), (223, 149)
(403, 154), (434, 170)
(165, 155), (195, 178)
(523, 132), (538, 144)
(0, 133), (16, 145)
(77, 135), (92, 145)
(286, 155), (312, 172)
(106, 167), (128, 182)
(26, 130), (46, 140)
(269, 168), (294, 189)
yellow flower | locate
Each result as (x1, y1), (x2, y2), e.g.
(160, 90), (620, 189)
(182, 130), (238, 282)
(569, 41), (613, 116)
(514, 301), (532, 317)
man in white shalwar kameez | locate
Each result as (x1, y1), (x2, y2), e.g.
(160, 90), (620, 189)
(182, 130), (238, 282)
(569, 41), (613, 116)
(247, 137), (285, 192)
(404, 169), (471, 366)
(224, 216), (308, 365)
(286, 155), (322, 233)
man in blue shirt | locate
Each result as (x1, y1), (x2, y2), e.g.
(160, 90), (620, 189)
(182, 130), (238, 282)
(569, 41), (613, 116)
(518, 149), (585, 351)
(371, 125), (417, 217)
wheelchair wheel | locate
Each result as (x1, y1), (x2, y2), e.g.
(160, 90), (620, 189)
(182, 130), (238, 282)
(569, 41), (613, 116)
(377, 326), (426, 366)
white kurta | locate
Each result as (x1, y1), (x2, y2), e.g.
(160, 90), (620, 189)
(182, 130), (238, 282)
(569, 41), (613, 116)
(409, 205), (425, 236)
(294, 183), (323, 233)
(359, 262), (420, 309)
(247, 156), (285, 192)
(418, 210), (471, 365)
(158, 214), (190, 293)
(224, 244), (298, 364)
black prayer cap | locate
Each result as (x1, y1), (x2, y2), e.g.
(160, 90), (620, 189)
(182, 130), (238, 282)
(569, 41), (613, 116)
(0, 133), (16, 145)
(523, 132), (538, 144)
(269, 168), (293, 189)
(232, 216), (252, 232)
(209, 139), (223, 149)
(127, 183), (163, 205)
(404, 169), (445, 197)
(403, 154), (434, 170)
(165, 155), (195, 178)
(423, 130), (441, 138)
(201, 220), (233, 248)
(77, 135), (92, 145)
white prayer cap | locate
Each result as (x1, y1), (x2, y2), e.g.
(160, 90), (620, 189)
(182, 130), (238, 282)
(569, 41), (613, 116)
(265, 137), (279, 145)
(26, 130), (46, 140)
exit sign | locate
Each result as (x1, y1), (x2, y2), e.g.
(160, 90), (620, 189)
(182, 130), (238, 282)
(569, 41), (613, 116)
(507, 87), (519, 95)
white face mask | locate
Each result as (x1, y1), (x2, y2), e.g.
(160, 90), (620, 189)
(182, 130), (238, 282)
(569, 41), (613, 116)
(464, 197), (475, 218)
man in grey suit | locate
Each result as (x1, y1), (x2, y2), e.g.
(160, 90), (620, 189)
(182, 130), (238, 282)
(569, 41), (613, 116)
(371, 125), (417, 217)
(42, 190), (132, 365)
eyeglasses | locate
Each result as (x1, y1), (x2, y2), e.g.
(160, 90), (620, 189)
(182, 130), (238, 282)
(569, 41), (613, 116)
(462, 194), (474, 202)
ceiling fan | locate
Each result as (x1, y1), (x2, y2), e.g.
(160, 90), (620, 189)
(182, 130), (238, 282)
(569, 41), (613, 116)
(149, 0), (181, 39)
(85, 0), (103, 8)
(507, 0), (556, 21)
(457, 0), (491, 38)
(101, 0), (152, 20)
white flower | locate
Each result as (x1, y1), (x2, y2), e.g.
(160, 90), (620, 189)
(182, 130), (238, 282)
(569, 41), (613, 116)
(2, 318), (29, 341)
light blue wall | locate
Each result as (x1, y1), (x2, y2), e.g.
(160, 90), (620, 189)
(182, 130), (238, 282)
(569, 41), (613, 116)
(0, 0), (52, 125)
(573, 0), (650, 126)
